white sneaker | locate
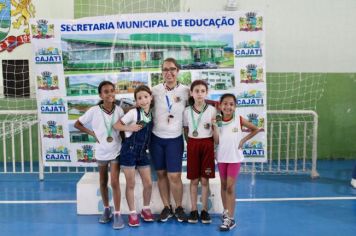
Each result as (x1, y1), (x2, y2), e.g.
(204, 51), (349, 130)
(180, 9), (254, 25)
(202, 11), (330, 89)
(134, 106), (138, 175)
(351, 178), (356, 188)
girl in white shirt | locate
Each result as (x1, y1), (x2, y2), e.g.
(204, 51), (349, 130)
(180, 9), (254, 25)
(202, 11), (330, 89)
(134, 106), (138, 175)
(74, 81), (124, 229)
(216, 93), (260, 231)
(183, 80), (219, 224)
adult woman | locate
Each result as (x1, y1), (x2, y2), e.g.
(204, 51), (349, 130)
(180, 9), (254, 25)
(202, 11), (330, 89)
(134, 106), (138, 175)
(150, 58), (189, 222)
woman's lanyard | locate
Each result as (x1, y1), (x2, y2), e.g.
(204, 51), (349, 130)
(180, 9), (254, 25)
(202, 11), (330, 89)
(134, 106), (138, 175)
(165, 94), (173, 115)
(164, 83), (178, 122)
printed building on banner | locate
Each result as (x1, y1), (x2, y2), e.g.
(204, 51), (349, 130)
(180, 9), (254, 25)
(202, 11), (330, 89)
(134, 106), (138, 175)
(61, 33), (229, 71)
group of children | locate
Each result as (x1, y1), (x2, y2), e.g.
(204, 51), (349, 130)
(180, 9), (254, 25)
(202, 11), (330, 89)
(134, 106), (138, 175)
(75, 79), (261, 231)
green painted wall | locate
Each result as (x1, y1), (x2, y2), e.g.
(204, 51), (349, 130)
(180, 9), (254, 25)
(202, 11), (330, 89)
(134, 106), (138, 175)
(267, 73), (356, 159)
(316, 73), (356, 158)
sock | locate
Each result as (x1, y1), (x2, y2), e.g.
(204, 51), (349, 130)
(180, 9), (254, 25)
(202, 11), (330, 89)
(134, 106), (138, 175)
(130, 210), (136, 214)
(114, 211), (120, 215)
(143, 205), (150, 210)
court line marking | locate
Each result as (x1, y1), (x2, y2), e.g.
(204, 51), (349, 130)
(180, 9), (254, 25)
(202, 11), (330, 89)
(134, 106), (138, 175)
(0, 200), (76, 204)
(1, 196), (356, 204)
(236, 196), (356, 202)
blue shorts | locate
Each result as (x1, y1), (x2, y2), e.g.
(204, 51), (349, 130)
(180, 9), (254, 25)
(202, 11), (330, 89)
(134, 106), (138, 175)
(149, 134), (184, 173)
(96, 155), (119, 167)
(120, 145), (150, 169)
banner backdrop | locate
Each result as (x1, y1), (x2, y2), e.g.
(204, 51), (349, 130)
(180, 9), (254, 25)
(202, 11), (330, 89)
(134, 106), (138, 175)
(30, 11), (266, 167)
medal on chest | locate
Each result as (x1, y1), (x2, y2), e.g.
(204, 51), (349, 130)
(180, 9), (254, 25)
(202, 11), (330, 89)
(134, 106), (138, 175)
(190, 104), (205, 138)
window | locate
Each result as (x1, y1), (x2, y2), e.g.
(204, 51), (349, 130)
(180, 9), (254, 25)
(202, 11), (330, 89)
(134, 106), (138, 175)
(2, 60), (30, 97)
(114, 53), (124, 62)
(151, 51), (163, 60)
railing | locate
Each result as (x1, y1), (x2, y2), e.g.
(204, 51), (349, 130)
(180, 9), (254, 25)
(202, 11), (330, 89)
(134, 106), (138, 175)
(0, 110), (319, 179)
(241, 110), (319, 178)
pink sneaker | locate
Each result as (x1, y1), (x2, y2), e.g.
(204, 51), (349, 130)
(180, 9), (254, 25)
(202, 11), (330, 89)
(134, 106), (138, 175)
(128, 213), (140, 227)
(141, 208), (155, 222)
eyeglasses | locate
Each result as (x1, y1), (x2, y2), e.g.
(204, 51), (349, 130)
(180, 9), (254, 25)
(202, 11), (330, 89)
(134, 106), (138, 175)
(162, 67), (177, 73)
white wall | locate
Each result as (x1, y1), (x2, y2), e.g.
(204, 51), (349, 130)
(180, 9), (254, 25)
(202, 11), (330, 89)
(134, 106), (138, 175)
(1, 0), (356, 95)
(183, 0), (356, 72)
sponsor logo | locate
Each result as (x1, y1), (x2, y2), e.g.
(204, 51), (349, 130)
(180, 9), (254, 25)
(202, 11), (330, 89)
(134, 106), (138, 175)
(45, 146), (71, 162)
(237, 90), (264, 107)
(35, 47), (62, 64)
(242, 113), (265, 132)
(239, 12), (263, 31)
(37, 71), (59, 90)
(240, 64), (264, 83)
(40, 98), (66, 114)
(77, 145), (96, 163)
(42, 120), (64, 138)
(235, 40), (262, 57)
(242, 141), (265, 157)
(31, 19), (54, 39)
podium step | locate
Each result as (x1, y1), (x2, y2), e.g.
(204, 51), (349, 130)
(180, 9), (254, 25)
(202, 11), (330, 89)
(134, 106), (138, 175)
(77, 172), (223, 214)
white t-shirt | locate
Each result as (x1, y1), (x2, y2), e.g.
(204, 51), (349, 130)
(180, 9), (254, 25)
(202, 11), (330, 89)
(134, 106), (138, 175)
(78, 104), (124, 161)
(183, 104), (216, 138)
(151, 83), (189, 138)
(216, 111), (244, 163)
(120, 108), (151, 138)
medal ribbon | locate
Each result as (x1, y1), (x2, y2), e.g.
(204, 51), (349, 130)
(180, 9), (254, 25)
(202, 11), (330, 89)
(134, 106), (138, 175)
(140, 108), (152, 123)
(190, 104), (205, 133)
(100, 105), (115, 138)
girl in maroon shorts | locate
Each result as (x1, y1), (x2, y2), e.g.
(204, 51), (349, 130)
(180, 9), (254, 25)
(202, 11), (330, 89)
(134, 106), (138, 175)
(183, 80), (219, 224)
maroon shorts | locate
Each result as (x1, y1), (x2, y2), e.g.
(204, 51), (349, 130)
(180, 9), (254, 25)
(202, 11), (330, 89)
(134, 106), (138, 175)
(187, 137), (215, 179)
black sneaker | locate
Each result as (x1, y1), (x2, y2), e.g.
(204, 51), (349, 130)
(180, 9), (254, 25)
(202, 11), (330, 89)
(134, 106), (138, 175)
(175, 206), (187, 222)
(159, 206), (173, 222)
(98, 207), (112, 223)
(200, 210), (212, 224)
(188, 210), (199, 224)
